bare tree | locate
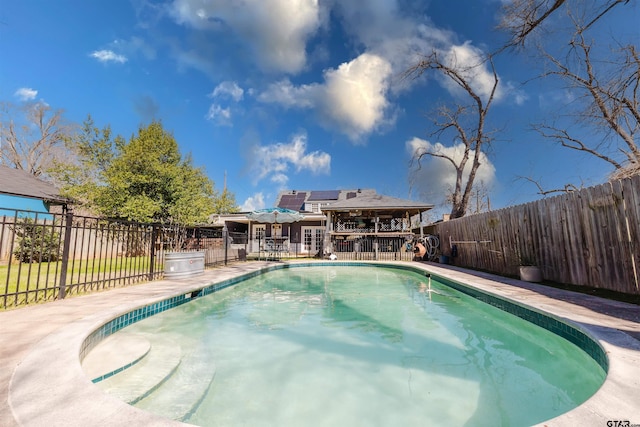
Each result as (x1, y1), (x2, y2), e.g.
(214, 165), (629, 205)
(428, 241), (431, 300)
(468, 180), (492, 214)
(516, 175), (579, 195)
(405, 51), (499, 219)
(0, 102), (75, 178)
(497, 0), (630, 50)
(531, 15), (639, 180)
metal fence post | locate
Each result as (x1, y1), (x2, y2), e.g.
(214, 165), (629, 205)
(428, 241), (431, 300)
(58, 206), (74, 300)
(149, 224), (158, 280)
(223, 225), (229, 265)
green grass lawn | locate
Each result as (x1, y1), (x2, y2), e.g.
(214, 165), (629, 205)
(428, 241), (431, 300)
(0, 256), (159, 308)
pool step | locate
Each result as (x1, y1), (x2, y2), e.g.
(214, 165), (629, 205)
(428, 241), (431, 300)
(94, 334), (183, 404)
(82, 333), (151, 382)
(134, 342), (217, 421)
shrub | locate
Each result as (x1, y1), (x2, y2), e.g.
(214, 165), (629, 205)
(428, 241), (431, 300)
(13, 218), (61, 263)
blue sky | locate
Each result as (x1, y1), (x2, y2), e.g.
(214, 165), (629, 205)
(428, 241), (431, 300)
(1, 1), (638, 219)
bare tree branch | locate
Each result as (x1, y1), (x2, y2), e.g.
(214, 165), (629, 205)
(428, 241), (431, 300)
(0, 102), (75, 178)
(498, 0), (566, 49)
(497, 0), (630, 50)
(532, 22), (640, 179)
(532, 124), (624, 169)
(517, 175), (579, 195)
(405, 50), (499, 218)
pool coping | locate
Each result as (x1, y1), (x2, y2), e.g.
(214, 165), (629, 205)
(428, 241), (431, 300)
(1, 260), (639, 426)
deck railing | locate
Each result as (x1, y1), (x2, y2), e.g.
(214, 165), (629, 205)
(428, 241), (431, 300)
(329, 235), (416, 261)
(334, 218), (412, 234)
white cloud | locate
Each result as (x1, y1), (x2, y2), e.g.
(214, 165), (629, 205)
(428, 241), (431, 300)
(14, 87), (38, 101)
(117, 36), (156, 60)
(211, 81), (244, 101)
(258, 53), (393, 141)
(171, 45), (217, 76)
(334, 4), (525, 105)
(506, 81), (529, 105)
(205, 104), (232, 126)
(259, 79), (317, 109)
(333, 2), (454, 81)
(170, 0), (324, 73)
(90, 50), (128, 64)
(241, 192), (265, 211)
(320, 53), (393, 140)
(538, 89), (575, 110)
(439, 42), (501, 102)
(406, 136), (496, 208)
(249, 132), (330, 186)
(207, 81), (244, 125)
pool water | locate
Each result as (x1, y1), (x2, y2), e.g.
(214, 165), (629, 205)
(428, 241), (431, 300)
(104, 266), (605, 426)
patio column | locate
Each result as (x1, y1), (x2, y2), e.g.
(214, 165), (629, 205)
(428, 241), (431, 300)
(324, 211), (332, 254)
(374, 212), (379, 260)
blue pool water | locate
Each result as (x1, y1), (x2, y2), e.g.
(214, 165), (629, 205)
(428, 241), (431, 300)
(99, 265), (605, 426)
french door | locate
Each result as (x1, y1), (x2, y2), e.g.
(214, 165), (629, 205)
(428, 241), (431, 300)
(301, 227), (324, 255)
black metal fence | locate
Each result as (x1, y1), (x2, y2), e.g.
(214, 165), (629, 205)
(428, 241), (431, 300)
(0, 208), (247, 309)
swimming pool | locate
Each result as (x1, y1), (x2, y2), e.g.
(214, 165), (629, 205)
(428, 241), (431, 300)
(86, 264), (606, 426)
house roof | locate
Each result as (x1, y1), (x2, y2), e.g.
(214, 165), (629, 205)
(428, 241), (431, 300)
(275, 188), (432, 213)
(275, 188), (379, 211)
(320, 193), (433, 212)
(208, 190), (431, 226)
(0, 166), (68, 204)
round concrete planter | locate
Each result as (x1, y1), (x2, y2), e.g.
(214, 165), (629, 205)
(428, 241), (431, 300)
(519, 265), (542, 282)
(164, 251), (205, 279)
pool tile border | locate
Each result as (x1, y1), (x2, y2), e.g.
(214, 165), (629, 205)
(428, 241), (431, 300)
(80, 261), (608, 380)
(80, 270), (266, 367)
(6, 260), (639, 427)
(290, 262), (609, 371)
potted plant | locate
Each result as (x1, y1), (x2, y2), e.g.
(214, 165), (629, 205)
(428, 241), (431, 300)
(516, 252), (542, 282)
(163, 223), (205, 279)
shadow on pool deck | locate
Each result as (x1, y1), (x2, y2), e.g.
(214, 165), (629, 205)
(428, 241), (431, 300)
(1, 260), (639, 427)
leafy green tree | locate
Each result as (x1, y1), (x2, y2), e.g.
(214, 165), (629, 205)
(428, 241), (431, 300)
(50, 115), (120, 206)
(213, 188), (240, 214)
(98, 121), (215, 224)
(167, 155), (218, 224)
(55, 119), (236, 224)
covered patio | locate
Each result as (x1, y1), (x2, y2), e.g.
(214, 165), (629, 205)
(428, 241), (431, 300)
(208, 211), (327, 259)
(322, 193), (433, 261)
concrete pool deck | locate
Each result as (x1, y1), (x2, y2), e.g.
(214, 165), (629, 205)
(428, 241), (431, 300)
(1, 260), (639, 426)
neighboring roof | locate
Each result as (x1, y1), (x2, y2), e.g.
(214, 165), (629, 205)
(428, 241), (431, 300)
(0, 166), (68, 204)
(320, 193), (433, 212)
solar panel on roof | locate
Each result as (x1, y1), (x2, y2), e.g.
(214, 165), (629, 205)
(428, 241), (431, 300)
(277, 195), (296, 209)
(278, 192), (306, 211)
(308, 190), (340, 201)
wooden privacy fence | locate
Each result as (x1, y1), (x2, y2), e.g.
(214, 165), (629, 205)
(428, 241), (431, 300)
(427, 175), (640, 295)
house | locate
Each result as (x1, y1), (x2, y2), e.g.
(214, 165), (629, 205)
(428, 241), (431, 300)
(210, 189), (433, 260)
(320, 191), (433, 259)
(0, 166), (69, 219)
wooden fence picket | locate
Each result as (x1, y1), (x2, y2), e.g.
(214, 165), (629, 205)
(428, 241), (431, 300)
(427, 175), (640, 295)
